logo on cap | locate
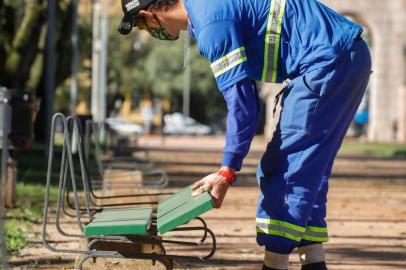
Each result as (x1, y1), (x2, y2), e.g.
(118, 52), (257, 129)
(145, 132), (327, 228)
(125, 0), (140, 12)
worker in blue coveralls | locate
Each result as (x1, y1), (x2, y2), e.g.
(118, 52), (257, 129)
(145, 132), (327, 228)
(118, 0), (371, 269)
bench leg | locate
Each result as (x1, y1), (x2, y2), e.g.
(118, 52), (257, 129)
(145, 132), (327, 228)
(77, 254), (93, 270)
(159, 256), (173, 270)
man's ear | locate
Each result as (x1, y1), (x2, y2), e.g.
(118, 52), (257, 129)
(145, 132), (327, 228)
(139, 10), (153, 17)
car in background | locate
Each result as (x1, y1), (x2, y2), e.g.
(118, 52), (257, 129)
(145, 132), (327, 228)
(106, 117), (144, 136)
(163, 113), (213, 135)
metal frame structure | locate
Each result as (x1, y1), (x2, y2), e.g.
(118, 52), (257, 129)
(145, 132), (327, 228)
(42, 113), (216, 269)
(63, 116), (172, 217)
(0, 87), (11, 208)
(63, 117), (173, 219)
(83, 119), (169, 189)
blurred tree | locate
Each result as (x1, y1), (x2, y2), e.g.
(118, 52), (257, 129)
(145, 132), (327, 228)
(106, 17), (226, 127)
(0, 0), (73, 91)
(0, 0), (80, 140)
(144, 36), (226, 125)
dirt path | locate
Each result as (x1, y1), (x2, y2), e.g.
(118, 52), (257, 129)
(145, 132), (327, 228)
(8, 137), (406, 269)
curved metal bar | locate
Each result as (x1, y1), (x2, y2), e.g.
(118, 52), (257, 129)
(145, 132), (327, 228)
(86, 119), (171, 190)
(64, 117), (87, 231)
(161, 217), (209, 245)
(192, 217), (208, 244)
(65, 189), (159, 212)
(67, 117), (92, 217)
(55, 138), (89, 238)
(42, 113), (89, 254)
(68, 116), (168, 204)
(77, 254), (93, 270)
(163, 227), (217, 261)
(87, 238), (166, 257)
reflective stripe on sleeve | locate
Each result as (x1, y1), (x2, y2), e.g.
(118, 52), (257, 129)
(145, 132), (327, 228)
(210, 47), (247, 78)
(261, 0), (286, 83)
(256, 218), (305, 242)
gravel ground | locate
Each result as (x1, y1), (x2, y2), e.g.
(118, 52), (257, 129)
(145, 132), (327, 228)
(7, 137), (406, 270)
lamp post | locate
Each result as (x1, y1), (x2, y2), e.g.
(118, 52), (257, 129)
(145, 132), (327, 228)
(70, 0), (80, 116)
(45, 0), (56, 146)
(91, 0), (109, 125)
(183, 34), (191, 117)
(0, 87), (10, 268)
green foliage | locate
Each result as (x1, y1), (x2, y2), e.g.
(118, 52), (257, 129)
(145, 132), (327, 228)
(145, 36), (216, 98)
(5, 221), (27, 254)
(0, 0), (75, 92)
(2, 142), (64, 254)
(0, 1), (227, 126)
(340, 142), (406, 158)
(106, 27), (225, 124)
(5, 182), (59, 254)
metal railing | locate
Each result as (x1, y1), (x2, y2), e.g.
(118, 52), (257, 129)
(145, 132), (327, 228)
(0, 87), (10, 269)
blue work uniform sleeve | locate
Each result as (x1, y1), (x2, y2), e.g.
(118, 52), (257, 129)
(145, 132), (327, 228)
(197, 20), (251, 91)
(222, 78), (261, 171)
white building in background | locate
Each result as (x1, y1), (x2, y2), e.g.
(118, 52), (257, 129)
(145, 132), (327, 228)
(264, 0), (406, 142)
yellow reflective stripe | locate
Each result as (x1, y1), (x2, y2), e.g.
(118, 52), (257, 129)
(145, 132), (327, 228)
(210, 47), (247, 77)
(261, 0), (286, 83)
(257, 222), (304, 239)
(257, 218), (329, 242)
(302, 235), (330, 242)
(306, 226), (328, 233)
(257, 227), (301, 242)
(256, 218), (306, 233)
(303, 226), (329, 242)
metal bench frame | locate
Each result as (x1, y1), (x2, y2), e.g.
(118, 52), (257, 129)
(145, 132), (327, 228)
(62, 116), (175, 219)
(42, 113), (216, 270)
(84, 119), (169, 189)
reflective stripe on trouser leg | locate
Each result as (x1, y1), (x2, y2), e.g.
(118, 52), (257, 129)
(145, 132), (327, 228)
(256, 218), (305, 242)
(256, 40), (371, 254)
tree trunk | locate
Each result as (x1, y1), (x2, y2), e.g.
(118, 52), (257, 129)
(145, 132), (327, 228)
(2, 0), (45, 90)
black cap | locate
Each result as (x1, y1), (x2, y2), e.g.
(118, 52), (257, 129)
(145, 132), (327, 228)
(118, 0), (156, 35)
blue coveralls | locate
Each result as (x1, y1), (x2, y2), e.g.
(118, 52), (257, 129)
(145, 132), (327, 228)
(185, 0), (372, 254)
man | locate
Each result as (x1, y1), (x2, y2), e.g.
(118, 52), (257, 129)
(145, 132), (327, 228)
(118, 0), (372, 269)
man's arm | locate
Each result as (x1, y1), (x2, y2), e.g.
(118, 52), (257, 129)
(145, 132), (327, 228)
(192, 78), (261, 208)
(222, 78), (261, 171)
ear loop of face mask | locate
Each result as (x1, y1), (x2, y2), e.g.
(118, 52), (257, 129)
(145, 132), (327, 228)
(144, 15), (179, 41)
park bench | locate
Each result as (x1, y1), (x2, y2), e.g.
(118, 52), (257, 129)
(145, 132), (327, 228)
(84, 119), (169, 190)
(62, 116), (173, 218)
(42, 113), (216, 270)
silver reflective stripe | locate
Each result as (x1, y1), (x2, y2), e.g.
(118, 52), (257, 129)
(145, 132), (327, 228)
(303, 227), (329, 242)
(257, 222), (305, 239)
(211, 47), (247, 77)
(261, 0), (286, 83)
(304, 230), (329, 239)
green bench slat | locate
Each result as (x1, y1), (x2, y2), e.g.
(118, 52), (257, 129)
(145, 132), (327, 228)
(157, 186), (214, 234)
(84, 208), (152, 236)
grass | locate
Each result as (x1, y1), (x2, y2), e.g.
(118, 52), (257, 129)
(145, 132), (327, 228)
(340, 141), (406, 158)
(5, 183), (59, 255)
(5, 220), (27, 254)
(4, 142), (61, 255)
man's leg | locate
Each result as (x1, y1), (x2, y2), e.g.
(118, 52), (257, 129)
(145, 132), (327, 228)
(297, 172), (329, 270)
(257, 39), (371, 269)
(298, 41), (372, 270)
